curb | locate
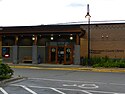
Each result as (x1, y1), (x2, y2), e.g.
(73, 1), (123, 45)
(0, 77), (25, 86)
(10, 65), (125, 73)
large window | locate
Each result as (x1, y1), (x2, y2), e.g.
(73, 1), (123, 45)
(18, 36), (32, 46)
(37, 37), (48, 46)
(2, 36), (15, 46)
(2, 47), (10, 58)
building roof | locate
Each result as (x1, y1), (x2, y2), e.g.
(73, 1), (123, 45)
(0, 23), (125, 35)
(0, 24), (81, 35)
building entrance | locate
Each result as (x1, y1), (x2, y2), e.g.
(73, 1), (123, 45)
(48, 46), (73, 64)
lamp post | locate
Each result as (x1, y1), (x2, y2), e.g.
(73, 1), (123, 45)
(85, 4), (91, 66)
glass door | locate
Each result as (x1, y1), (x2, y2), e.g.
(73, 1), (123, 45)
(48, 46), (73, 64)
(65, 46), (73, 64)
(57, 47), (64, 64)
(49, 46), (57, 64)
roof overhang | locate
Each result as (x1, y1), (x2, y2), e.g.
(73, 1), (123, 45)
(0, 25), (82, 35)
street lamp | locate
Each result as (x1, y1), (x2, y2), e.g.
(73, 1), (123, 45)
(85, 4), (91, 66)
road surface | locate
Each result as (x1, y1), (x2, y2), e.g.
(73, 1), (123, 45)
(0, 68), (125, 94)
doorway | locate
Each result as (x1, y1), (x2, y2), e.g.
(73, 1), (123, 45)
(48, 46), (73, 64)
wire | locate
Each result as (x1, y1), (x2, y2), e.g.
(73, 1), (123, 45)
(54, 20), (125, 25)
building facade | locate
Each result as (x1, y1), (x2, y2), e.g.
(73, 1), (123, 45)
(81, 23), (125, 59)
(0, 23), (125, 64)
(0, 25), (82, 64)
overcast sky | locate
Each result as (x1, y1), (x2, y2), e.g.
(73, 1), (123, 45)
(0, 0), (125, 26)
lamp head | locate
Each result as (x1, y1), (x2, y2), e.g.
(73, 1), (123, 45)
(85, 4), (91, 18)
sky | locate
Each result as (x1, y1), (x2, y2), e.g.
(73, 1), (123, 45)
(0, 0), (125, 26)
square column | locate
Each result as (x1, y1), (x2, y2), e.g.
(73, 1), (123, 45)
(32, 35), (38, 64)
(12, 36), (18, 64)
(74, 45), (80, 65)
(13, 45), (18, 64)
(32, 45), (37, 64)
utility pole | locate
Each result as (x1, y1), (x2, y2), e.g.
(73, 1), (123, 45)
(85, 4), (91, 66)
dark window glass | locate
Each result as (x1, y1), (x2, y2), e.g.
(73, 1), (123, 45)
(2, 47), (10, 58)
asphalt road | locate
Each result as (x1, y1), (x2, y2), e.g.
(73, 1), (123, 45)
(0, 68), (125, 94)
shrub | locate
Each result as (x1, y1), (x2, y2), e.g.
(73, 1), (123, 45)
(81, 56), (125, 68)
(0, 63), (14, 80)
(117, 60), (125, 68)
(92, 59), (125, 68)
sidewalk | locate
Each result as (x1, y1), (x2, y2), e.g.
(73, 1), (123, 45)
(8, 63), (125, 73)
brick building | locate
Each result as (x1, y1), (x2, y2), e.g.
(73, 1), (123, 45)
(81, 23), (125, 59)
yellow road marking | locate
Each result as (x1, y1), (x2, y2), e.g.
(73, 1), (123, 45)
(10, 65), (125, 73)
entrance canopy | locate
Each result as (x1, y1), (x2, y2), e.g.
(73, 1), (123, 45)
(0, 24), (86, 46)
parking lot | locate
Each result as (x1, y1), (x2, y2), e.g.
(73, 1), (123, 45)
(0, 77), (125, 94)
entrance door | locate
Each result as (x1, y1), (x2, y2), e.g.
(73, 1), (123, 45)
(58, 47), (64, 64)
(48, 46), (57, 64)
(65, 46), (73, 64)
(48, 46), (73, 64)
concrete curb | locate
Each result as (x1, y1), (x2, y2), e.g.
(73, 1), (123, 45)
(0, 77), (25, 86)
(9, 65), (125, 73)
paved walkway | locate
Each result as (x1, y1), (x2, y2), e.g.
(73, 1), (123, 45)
(8, 63), (125, 73)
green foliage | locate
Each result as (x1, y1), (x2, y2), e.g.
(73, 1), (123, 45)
(0, 63), (14, 80)
(81, 56), (125, 68)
